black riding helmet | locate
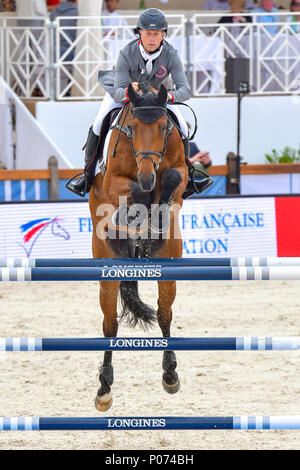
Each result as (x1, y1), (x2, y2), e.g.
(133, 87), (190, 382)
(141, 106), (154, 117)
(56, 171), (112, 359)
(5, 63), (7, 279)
(136, 8), (168, 33)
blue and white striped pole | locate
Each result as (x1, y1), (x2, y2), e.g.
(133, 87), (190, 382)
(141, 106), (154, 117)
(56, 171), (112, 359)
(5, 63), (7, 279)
(1, 416), (300, 431)
(1, 337), (300, 351)
(1, 257), (300, 268)
(2, 266), (300, 281)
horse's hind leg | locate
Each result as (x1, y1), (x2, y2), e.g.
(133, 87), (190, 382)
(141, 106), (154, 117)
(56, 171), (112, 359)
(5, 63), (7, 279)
(157, 280), (180, 394)
(95, 280), (120, 412)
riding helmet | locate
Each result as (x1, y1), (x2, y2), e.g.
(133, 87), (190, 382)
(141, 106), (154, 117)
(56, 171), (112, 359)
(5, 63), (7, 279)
(136, 8), (168, 33)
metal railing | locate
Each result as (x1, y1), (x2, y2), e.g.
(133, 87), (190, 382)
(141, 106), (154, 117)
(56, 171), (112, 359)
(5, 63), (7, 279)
(0, 13), (300, 99)
(191, 12), (300, 95)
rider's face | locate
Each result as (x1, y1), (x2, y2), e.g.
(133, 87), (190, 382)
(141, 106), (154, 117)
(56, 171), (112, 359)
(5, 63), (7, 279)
(140, 30), (166, 52)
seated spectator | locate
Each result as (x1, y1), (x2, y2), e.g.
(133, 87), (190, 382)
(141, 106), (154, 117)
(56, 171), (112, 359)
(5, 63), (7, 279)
(47, 0), (60, 12)
(286, 0), (300, 33)
(187, 124), (212, 173)
(101, 0), (129, 36)
(253, 0), (280, 34)
(204, 0), (255, 11)
(219, 0), (253, 22)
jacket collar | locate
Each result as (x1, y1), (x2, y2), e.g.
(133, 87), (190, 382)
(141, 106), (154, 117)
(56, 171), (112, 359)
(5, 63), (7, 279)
(137, 40), (164, 79)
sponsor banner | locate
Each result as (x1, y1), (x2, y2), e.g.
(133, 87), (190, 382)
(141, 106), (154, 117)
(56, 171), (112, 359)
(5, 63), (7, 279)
(0, 202), (92, 259)
(181, 197), (277, 257)
(0, 197), (278, 258)
(275, 196), (300, 256)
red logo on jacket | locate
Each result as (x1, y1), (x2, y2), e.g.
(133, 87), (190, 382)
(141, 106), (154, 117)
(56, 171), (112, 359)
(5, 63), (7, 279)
(155, 66), (167, 79)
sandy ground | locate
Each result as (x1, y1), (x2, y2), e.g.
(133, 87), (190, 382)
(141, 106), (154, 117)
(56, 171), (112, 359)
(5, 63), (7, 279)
(1, 279), (300, 450)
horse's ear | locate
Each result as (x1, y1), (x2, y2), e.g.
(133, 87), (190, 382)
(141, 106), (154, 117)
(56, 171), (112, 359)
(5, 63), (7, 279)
(157, 85), (168, 106)
(128, 84), (138, 106)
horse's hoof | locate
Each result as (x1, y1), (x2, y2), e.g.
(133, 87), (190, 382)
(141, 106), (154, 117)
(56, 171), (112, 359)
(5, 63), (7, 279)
(94, 392), (113, 412)
(162, 377), (180, 394)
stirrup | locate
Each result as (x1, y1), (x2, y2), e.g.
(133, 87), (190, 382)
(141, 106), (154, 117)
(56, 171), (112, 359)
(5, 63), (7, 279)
(65, 172), (88, 198)
(183, 166), (214, 199)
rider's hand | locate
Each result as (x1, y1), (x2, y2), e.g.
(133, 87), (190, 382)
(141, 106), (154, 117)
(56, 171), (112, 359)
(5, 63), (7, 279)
(149, 86), (159, 95)
(189, 151), (211, 167)
(132, 82), (140, 92)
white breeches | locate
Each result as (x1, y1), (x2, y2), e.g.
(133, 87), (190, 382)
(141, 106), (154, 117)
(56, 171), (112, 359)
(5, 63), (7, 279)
(92, 92), (188, 137)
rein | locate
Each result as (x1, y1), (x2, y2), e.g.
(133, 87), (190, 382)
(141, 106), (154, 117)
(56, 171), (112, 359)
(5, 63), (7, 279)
(110, 103), (131, 157)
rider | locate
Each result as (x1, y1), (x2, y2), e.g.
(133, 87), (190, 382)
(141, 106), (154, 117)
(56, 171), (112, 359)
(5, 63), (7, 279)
(68, 8), (192, 197)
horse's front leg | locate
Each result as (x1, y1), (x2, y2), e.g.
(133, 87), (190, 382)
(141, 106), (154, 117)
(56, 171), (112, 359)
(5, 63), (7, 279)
(157, 280), (180, 394)
(95, 280), (120, 412)
(151, 167), (185, 233)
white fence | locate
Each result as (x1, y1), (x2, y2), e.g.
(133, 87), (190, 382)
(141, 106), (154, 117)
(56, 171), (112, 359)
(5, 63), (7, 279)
(0, 13), (300, 100)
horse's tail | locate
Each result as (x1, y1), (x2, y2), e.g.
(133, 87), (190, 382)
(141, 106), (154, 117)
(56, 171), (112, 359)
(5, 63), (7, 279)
(119, 281), (157, 330)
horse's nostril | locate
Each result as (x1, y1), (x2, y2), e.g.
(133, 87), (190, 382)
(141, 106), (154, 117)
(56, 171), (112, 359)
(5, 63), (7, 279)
(138, 173), (156, 192)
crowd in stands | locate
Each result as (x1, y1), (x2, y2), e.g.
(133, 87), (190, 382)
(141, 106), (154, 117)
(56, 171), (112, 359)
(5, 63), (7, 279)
(0, 0), (299, 31)
(1, 0), (300, 170)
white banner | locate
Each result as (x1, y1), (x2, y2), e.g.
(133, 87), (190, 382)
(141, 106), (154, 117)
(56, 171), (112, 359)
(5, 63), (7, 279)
(181, 197), (277, 257)
(0, 198), (278, 259)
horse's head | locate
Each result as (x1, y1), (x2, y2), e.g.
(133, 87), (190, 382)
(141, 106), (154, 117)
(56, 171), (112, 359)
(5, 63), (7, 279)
(127, 84), (170, 192)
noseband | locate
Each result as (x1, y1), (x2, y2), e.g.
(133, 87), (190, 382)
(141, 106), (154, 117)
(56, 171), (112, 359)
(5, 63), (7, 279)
(110, 105), (174, 171)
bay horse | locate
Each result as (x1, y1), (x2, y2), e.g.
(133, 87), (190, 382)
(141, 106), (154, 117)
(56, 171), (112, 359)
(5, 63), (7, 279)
(89, 84), (188, 412)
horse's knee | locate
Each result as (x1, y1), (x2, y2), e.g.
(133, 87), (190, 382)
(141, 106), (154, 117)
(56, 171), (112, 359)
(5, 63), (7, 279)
(130, 181), (152, 207)
(160, 168), (182, 203)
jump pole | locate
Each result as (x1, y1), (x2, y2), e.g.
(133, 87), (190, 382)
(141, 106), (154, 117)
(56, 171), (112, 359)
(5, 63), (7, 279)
(1, 416), (300, 431)
(1, 337), (300, 351)
(2, 266), (300, 281)
(2, 257), (300, 268)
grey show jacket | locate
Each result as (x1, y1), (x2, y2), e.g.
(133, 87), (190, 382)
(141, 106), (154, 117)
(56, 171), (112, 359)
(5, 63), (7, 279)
(98, 39), (191, 103)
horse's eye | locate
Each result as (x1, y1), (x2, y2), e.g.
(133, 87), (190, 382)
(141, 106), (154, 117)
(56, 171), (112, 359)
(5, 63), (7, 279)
(160, 125), (166, 136)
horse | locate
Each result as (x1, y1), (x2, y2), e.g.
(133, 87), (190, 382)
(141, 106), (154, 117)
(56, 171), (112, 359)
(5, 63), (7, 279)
(89, 84), (188, 411)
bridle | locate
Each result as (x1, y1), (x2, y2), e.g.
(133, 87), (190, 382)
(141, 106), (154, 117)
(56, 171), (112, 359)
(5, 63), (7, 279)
(110, 104), (174, 172)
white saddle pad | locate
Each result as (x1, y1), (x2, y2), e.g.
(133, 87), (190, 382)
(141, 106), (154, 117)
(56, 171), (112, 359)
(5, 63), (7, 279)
(95, 108), (123, 178)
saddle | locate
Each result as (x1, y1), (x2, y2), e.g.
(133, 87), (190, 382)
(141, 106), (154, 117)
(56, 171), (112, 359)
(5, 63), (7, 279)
(94, 107), (122, 165)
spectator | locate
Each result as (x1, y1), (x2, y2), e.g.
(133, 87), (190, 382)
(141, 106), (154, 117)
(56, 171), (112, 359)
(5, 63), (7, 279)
(219, 0), (253, 22)
(187, 124), (212, 173)
(253, 0), (280, 34)
(286, 0), (300, 33)
(101, 0), (129, 36)
(15, 0), (48, 96)
(47, 0), (60, 12)
(0, 0), (16, 11)
(50, 0), (78, 61)
(50, 0), (78, 96)
(15, 0), (48, 26)
(204, 0), (255, 11)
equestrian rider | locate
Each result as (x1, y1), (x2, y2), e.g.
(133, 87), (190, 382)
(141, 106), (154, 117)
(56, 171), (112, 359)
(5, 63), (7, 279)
(68, 8), (191, 197)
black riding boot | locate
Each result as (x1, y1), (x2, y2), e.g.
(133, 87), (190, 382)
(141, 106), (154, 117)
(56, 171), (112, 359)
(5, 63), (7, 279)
(182, 138), (213, 199)
(183, 138), (190, 160)
(66, 127), (99, 197)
